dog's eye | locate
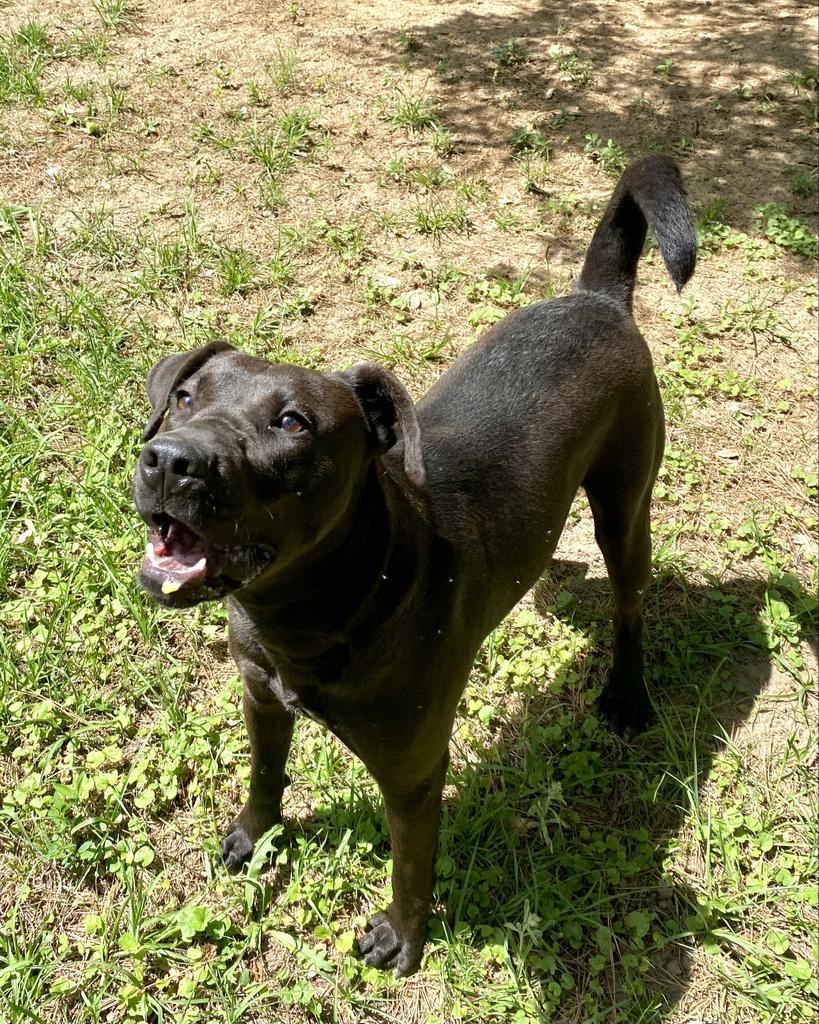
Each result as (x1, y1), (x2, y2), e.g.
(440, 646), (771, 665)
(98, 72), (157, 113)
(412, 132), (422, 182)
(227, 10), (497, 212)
(176, 391), (193, 411)
(276, 413), (306, 434)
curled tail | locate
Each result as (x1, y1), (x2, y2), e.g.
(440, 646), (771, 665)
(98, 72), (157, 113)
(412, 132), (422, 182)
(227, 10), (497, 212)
(575, 156), (697, 309)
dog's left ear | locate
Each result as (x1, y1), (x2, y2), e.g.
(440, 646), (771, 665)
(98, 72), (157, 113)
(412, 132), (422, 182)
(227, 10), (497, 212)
(339, 362), (425, 486)
(142, 340), (235, 441)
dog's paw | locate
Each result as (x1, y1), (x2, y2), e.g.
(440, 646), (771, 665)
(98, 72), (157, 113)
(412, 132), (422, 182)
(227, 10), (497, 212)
(597, 681), (652, 739)
(221, 821), (256, 873)
(221, 802), (283, 874)
(358, 908), (424, 977)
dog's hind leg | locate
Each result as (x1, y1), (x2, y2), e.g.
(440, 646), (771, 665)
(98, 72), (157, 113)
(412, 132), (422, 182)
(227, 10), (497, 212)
(583, 406), (664, 736)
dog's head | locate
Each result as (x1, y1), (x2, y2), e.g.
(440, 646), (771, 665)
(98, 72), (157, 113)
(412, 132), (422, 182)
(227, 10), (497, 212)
(133, 342), (423, 607)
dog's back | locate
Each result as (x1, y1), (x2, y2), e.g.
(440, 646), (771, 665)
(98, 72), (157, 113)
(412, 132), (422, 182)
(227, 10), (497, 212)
(415, 157), (696, 623)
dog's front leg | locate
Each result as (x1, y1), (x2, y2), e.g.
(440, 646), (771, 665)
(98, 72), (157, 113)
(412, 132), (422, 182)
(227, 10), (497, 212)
(222, 670), (294, 872)
(359, 751), (448, 977)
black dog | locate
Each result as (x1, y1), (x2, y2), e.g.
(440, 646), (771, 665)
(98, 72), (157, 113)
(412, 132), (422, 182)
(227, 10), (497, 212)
(133, 156), (696, 977)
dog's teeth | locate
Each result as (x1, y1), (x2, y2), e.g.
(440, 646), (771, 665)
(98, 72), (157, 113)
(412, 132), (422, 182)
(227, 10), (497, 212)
(192, 557), (206, 572)
(162, 579), (182, 594)
(147, 542), (157, 565)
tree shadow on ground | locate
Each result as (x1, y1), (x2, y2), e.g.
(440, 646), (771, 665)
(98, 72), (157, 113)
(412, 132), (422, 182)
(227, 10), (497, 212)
(295, 562), (814, 1017)
(348, 0), (816, 232)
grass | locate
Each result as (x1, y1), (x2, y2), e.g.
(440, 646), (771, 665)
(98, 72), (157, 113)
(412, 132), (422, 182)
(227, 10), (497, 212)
(266, 42), (301, 96)
(1, 5), (817, 1024)
(491, 38), (529, 72)
(552, 47), (593, 88)
(413, 201), (469, 238)
(0, 21), (52, 105)
(384, 88), (441, 132)
(584, 133), (628, 175)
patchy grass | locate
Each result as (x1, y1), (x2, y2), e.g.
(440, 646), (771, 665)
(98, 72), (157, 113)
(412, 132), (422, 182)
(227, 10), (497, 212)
(1, 2), (817, 1023)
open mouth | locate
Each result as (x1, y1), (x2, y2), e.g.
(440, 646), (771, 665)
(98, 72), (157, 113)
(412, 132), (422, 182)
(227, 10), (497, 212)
(143, 514), (213, 595)
(140, 513), (273, 601)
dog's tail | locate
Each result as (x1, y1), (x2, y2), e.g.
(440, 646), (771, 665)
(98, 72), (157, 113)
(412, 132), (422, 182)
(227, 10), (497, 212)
(575, 156), (696, 309)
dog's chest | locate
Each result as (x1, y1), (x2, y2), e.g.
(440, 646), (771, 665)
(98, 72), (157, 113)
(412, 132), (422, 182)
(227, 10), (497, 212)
(270, 669), (372, 758)
(265, 646), (354, 728)
(274, 674), (330, 727)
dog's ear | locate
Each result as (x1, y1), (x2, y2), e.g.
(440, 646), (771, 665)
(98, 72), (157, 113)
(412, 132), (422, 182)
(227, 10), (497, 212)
(142, 341), (235, 441)
(339, 362), (425, 486)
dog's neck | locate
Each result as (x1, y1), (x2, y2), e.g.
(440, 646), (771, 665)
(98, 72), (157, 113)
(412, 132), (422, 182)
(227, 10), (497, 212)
(228, 459), (428, 670)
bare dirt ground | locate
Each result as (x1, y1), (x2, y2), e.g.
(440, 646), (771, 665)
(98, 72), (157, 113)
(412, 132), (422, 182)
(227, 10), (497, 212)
(3, 0), (815, 564)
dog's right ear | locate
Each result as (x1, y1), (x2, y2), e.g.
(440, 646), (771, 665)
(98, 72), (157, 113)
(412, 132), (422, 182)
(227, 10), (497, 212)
(143, 341), (235, 441)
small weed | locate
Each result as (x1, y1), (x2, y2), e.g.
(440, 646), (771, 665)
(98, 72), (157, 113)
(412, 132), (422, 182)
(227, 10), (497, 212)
(212, 62), (235, 89)
(548, 109), (580, 130)
(92, 0), (132, 30)
(545, 193), (581, 215)
(265, 42), (300, 95)
(511, 125), (552, 159)
(61, 77), (95, 103)
(105, 79), (128, 117)
(0, 21), (52, 106)
(315, 219), (369, 276)
(247, 79), (269, 107)
(785, 67), (818, 93)
(492, 38), (529, 70)
(654, 57), (674, 80)
(722, 292), (798, 348)
(191, 120), (230, 150)
(436, 56), (452, 76)
(552, 47), (593, 87)
(278, 108), (314, 147)
(788, 165), (817, 199)
(384, 158), (449, 191)
(658, 310), (762, 418)
(584, 132), (627, 175)
(366, 331), (450, 372)
(494, 207), (524, 232)
(11, 21), (50, 52)
(413, 202), (469, 238)
(67, 209), (136, 268)
(519, 156), (551, 196)
(790, 466), (818, 503)
(384, 89), (440, 132)
(697, 197), (731, 247)
(430, 125), (454, 156)
(51, 78), (127, 136)
(756, 203), (818, 261)
(454, 177), (489, 203)
(396, 28), (418, 54)
(795, 96), (818, 131)
(362, 274), (400, 309)
(246, 108), (317, 187)
(217, 247), (260, 297)
(465, 273), (530, 326)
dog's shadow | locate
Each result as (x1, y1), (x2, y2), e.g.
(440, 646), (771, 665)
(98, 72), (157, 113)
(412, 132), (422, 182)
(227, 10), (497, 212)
(288, 561), (813, 1015)
(427, 561), (812, 1014)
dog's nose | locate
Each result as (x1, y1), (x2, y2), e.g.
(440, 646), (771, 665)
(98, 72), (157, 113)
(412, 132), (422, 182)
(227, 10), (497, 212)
(139, 435), (213, 494)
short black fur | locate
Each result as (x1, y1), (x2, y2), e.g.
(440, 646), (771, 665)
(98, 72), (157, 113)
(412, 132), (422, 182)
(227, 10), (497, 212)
(132, 156), (697, 977)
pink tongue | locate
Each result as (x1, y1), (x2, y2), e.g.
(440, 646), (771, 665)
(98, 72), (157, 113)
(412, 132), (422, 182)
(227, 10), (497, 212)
(144, 540), (208, 587)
